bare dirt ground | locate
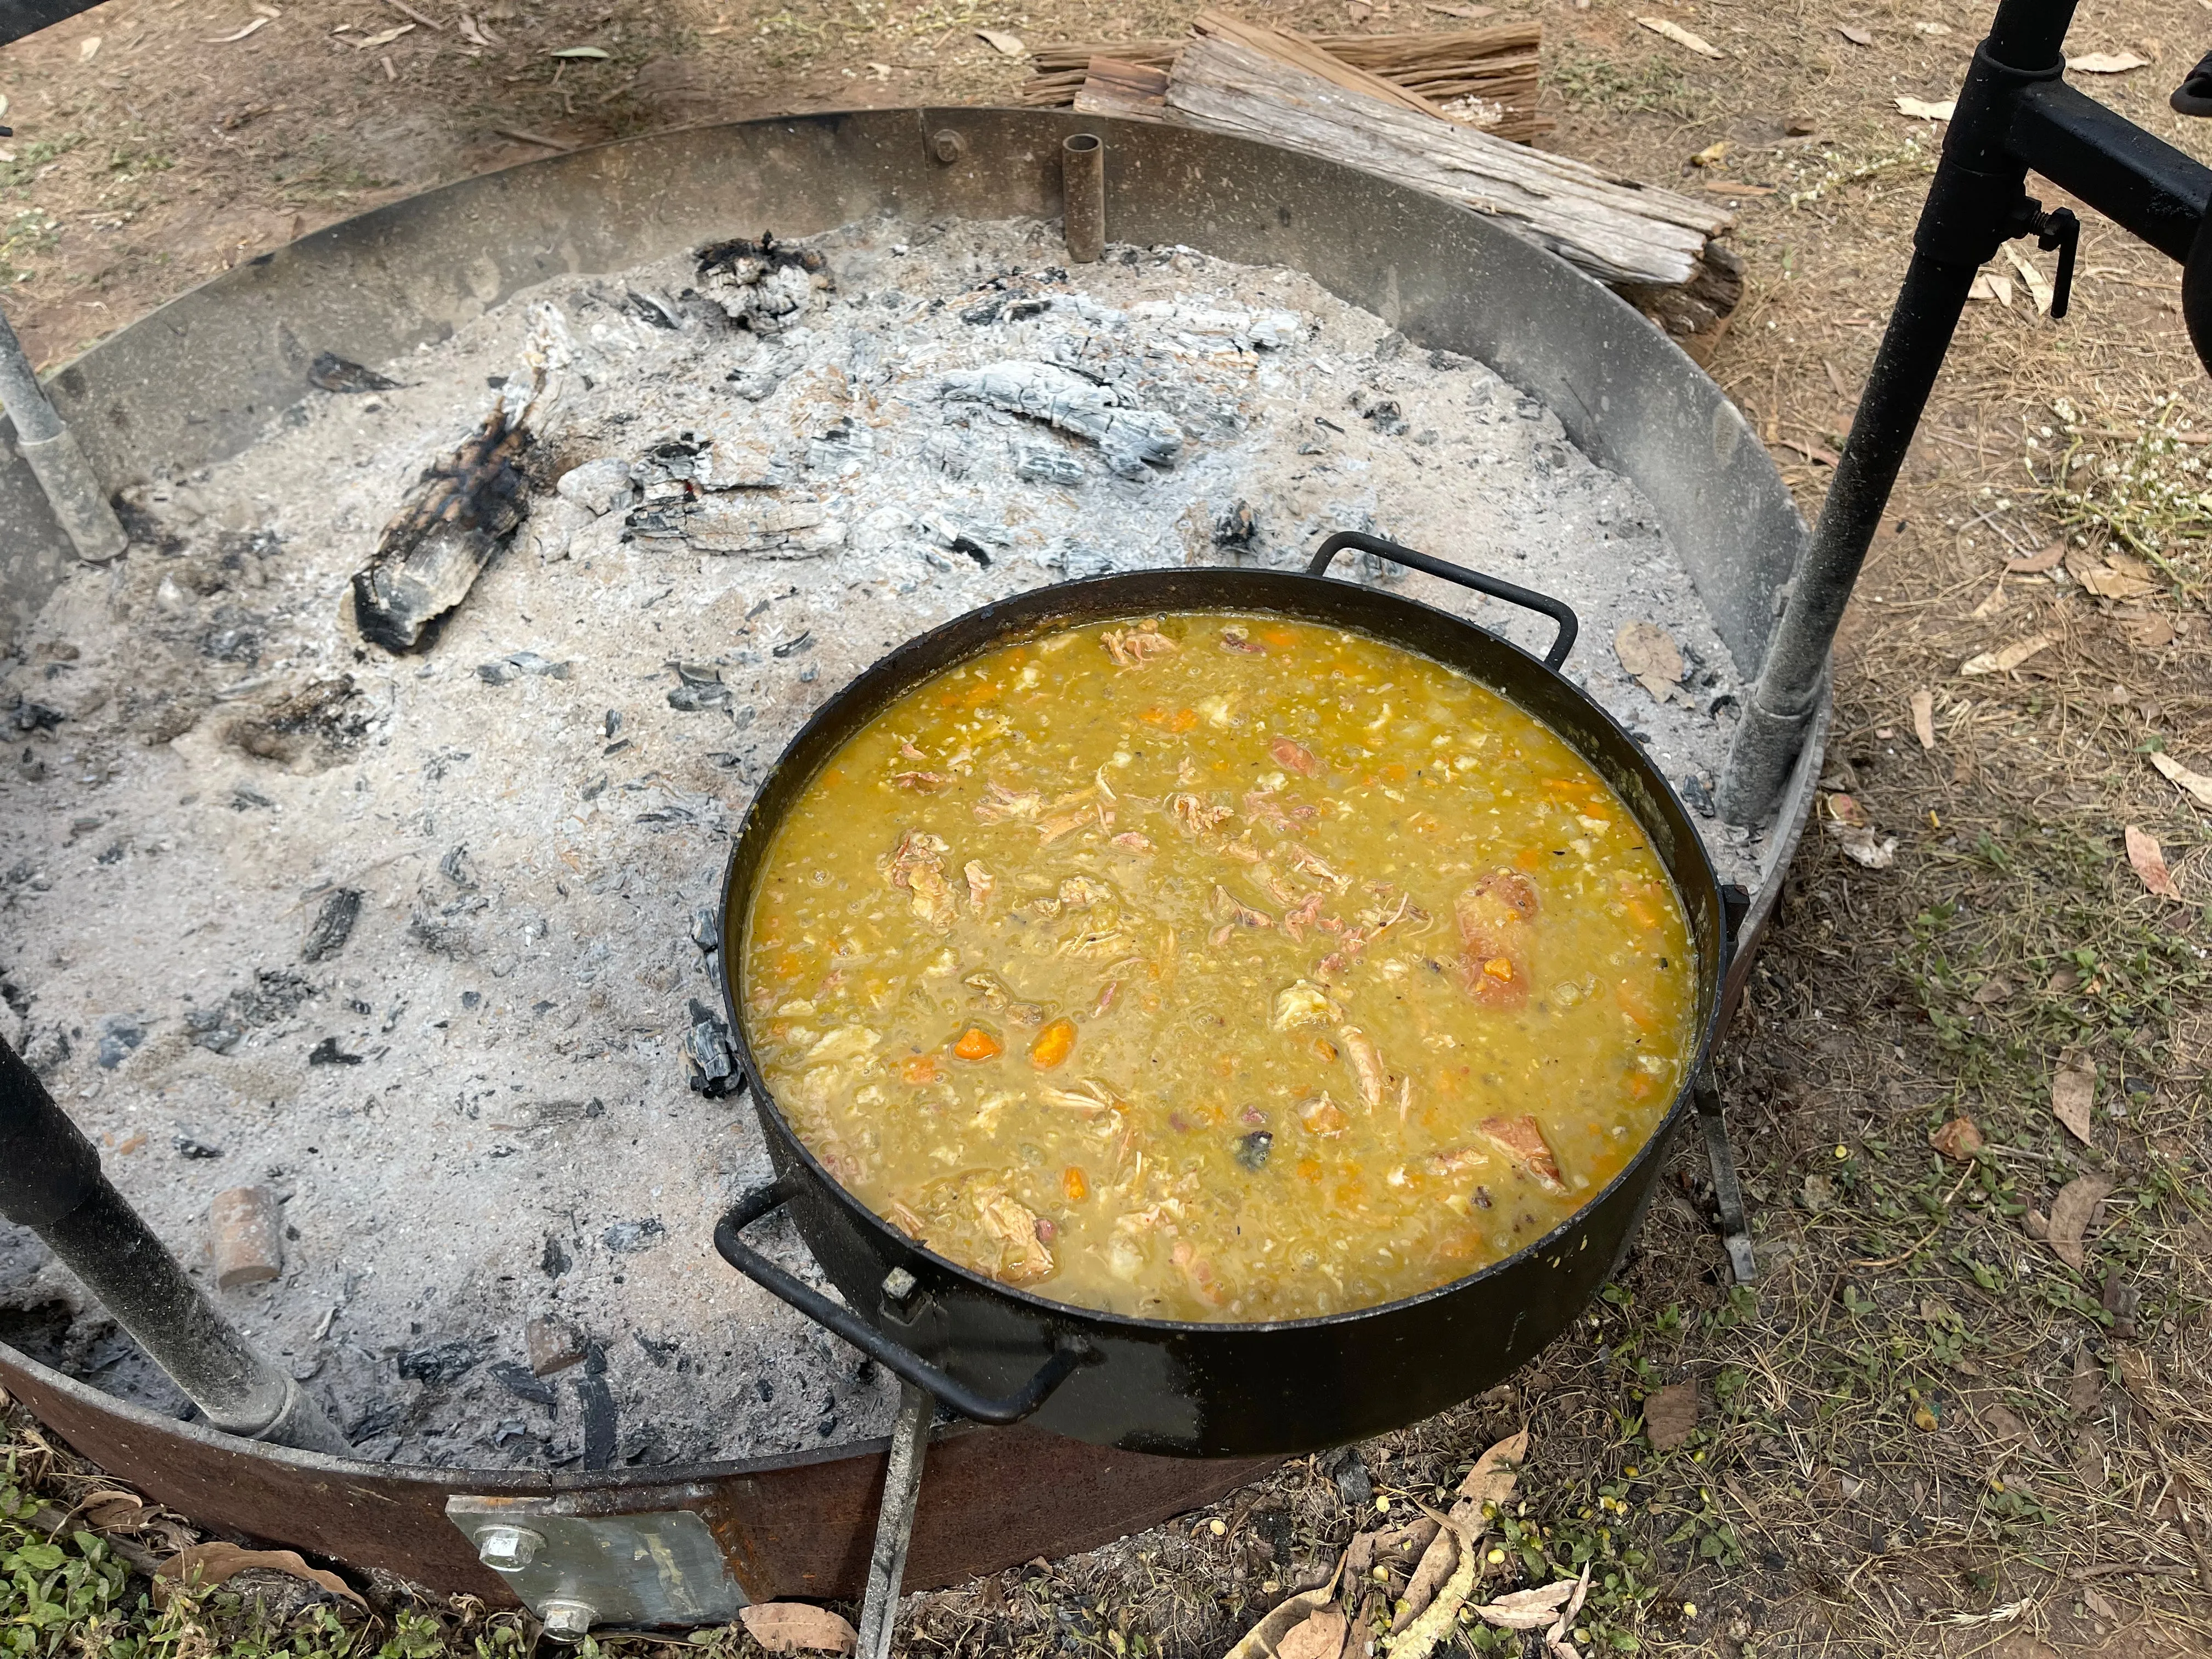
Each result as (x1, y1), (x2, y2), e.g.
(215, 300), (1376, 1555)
(5, 0), (2212, 1654)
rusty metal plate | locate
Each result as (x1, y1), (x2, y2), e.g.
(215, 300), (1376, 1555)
(446, 1494), (746, 1628)
(0, 1342), (1276, 1603)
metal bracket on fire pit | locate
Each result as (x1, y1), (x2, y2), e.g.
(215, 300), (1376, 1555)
(443, 1491), (747, 1639)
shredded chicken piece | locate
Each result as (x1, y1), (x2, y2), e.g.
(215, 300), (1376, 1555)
(1243, 791), (1291, 833)
(885, 828), (950, 887)
(1475, 1114), (1566, 1193)
(1219, 624), (1266, 655)
(1272, 979), (1341, 1030)
(1269, 737), (1321, 776)
(892, 771), (949, 791)
(1395, 1074), (1413, 1125)
(973, 782), (1045, 823)
(1171, 1240), (1227, 1305)
(1037, 1079), (1122, 1117)
(1218, 837), (1262, 864)
(1065, 927), (1137, 959)
(1101, 624), (1178, 668)
(885, 830), (958, 928)
(1282, 891), (1325, 944)
(1285, 842), (1353, 891)
(1059, 876), (1111, 910)
(974, 1188), (1056, 1283)
(1036, 812), (1088, 845)
(1454, 871), (1539, 1007)
(964, 859), (995, 914)
(1317, 926), (1373, 982)
(1169, 793), (1234, 837)
(1110, 831), (1156, 856)
(888, 1200), (929, 1239)
(1338, 1024), (1385, 1110)
(1254, 865), (1302, 909)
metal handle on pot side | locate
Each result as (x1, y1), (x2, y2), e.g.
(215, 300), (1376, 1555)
(714, 1177), (1090, 1426)
(1307, 531), (1579, 671)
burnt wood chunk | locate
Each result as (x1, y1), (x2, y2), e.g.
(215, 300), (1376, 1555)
(351, 408), (533, 653)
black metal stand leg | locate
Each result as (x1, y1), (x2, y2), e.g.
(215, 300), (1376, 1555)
(1691, 1070), (1757, 1286)
(1718, 254), (1978, 823)
(856, 1383), (932, 1659)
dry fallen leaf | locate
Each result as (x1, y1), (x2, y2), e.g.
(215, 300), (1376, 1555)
(1474, 1580), (1581, 1630)
(1448, 1426), (1528, 1529)
(1967, 269), (2015, 307)
(1614, 621), (1684, 700)
(977, 27), (1027, 54)
(2083, 1585), (2119, 1621)
(1896, 94), (1956, 119)
(2005, 541), (2066, 573)
(2150, 749), (2212, 808)
(1971, 975), (2013, 1004)
(1423, 2), (1497, 16)
(1277, 1607), (1347, 1659)
(1393, 1526), (1460, 1630)
(2076, 550), (2159, 599)
(2052, 1058), (2097, 1143)
(547, 43), (610, 57)
(1961, 633), (2055, 675)
(155, 1543), (365, 1610)
(2069, 49), (2149, 72)
(356, 24), (414, 47)
(1929, 1116), (1984, 1161)
(738, 1604), (858, 1655)
(2125, 825), (2182, 899)
(79, 35), (102, 60)
(2002, 245), (2054, 314)
(1689, 139), (1731, 166)
(2121, 611), (2176, 650)
(208, 17), (272, 42)
(2046, 1174), (2115, 1271)
(1911, 689), (1937, 749)
(1914, 19), (1953, 32)
(1824, 819), (1898, 868)
(1637, 16), (1726, 57)
(1838, 23), (1874, 43)
(1644, 1380), (1699, 1450)
(1825, 791), (1871, 828)
(1224, 1566), (1346, 1659)
(1389, 1518), (1480, 1659)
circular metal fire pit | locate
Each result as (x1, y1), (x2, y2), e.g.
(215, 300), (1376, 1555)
(0, 106), (1824, 1611)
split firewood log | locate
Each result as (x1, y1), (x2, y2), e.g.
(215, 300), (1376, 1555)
(348, 302), (572, 653)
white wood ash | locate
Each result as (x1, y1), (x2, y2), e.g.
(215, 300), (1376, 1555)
(0, 215), (1758, 1469)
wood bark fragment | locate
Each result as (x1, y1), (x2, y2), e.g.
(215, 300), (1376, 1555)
(349, 301), (571, 653)
(1161, 29), (1731, 292)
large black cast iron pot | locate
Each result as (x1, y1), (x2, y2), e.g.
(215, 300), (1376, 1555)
(714, 533), (1725, 1458)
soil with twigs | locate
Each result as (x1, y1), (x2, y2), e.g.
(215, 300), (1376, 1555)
(3, 0), (2211, 1654)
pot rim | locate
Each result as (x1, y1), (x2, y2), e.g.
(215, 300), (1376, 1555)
(716, 566), (1725, 1338)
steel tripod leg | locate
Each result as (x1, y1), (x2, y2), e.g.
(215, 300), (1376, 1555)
(856, 1382), (932, 1659)
(1691, 1069), (1757, 1286)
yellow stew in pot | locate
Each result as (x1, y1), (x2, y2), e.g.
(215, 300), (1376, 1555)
(742, 613), (1697, 1322)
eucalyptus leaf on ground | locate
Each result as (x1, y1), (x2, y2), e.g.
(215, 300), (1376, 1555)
(2051, 1058), (2097, 1143)
(2046, 1174), (2115, 1271)
(738, 1604), (858, 1654)
(1471, 1578), (1580, 1630)
(2124, 825), (2181, 898)
(1643, 1380), (1699, 1449)
(1636, 16), (1726, 56)
(2149, 749), (2212, 808)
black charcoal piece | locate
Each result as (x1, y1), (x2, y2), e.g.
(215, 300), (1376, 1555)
(308, 353), (400, 394)
(174, 1136), (224, 1159)
(307, 1036), (363, 1066)
(301, 888), (362, 963)
(397, 1340), (481, 1386)
(490, 1360), (558, 1406)
(1235, 1130), (1273, 1170)
(601, 1218), (665, 1254)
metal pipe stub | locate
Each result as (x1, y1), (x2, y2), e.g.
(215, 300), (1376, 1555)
(0, 1035), (349, 1454)
(0, 302), (127, 565)
(1062, 133), (1105, 264)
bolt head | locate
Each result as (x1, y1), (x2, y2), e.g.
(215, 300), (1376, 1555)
(882, 1266), (918, 1304)
(929, 129), (966, 163)
(539, 1599), (597, 1641)
(473, 1524), (544, 1572)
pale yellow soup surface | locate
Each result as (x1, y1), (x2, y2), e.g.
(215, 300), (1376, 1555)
(742, 612), (1697, 1322)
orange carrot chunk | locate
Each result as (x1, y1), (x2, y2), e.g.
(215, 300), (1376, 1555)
(1063, 1166), (1090, 1202)
(953, 1026), (1002, 1062)
(1030, 1017), (1077, 1069)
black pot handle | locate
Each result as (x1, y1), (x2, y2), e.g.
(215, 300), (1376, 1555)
(714, 1176), (1090, 1426)
(1307, 531), (1579, 672)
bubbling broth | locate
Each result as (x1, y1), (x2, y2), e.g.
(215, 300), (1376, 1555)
(742, 613), (1697, 1322)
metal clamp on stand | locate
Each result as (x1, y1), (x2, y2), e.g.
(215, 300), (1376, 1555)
(1692, 1070), (1757, 1286)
